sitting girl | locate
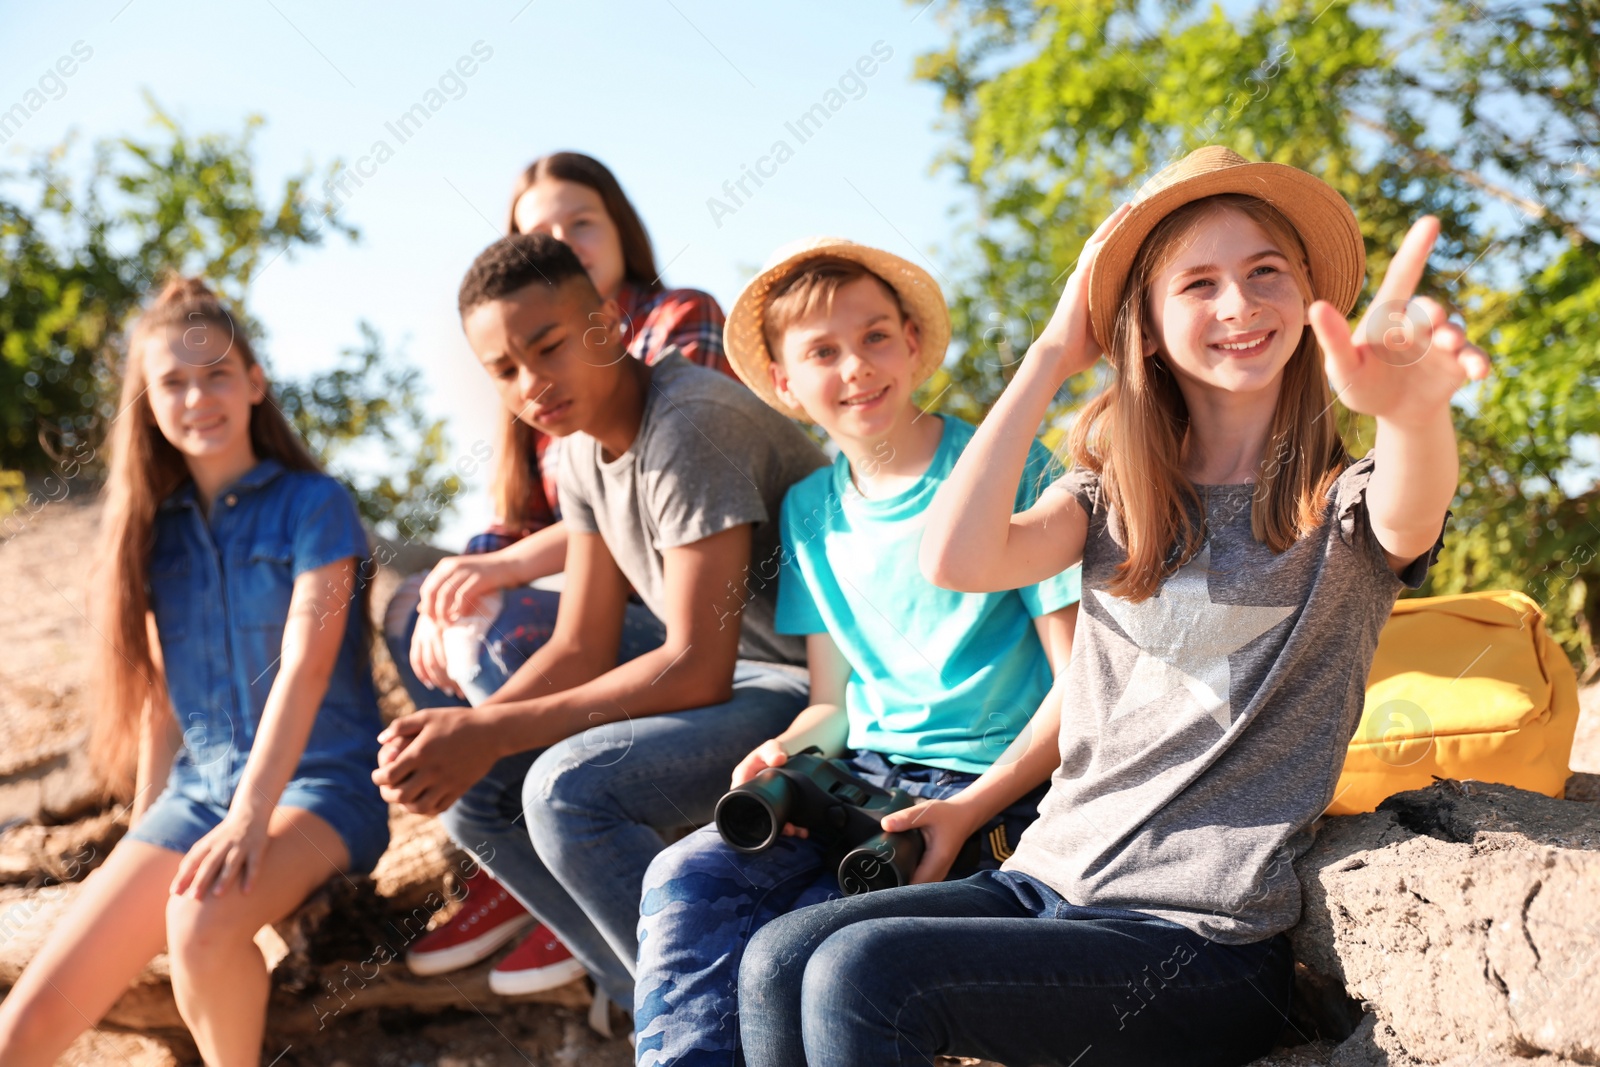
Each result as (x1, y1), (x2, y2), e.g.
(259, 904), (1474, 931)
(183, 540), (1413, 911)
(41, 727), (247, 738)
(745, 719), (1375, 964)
(0, 278), (389, 1067)
(733, 147), (1491, 1067)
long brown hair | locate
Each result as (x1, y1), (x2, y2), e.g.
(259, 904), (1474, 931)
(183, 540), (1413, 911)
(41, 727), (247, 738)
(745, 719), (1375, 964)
(494, 152), (661, 533)
(1067, 194), (1348, 602)
(89, 276), (320, 796)
(505, 152), (661, 290)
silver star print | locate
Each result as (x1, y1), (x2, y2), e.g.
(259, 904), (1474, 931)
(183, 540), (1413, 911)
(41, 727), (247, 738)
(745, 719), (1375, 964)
(1092, 546), (1295, 730)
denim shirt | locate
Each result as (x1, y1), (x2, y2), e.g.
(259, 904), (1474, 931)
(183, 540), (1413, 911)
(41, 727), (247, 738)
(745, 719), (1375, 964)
(147, 459), (382, 799)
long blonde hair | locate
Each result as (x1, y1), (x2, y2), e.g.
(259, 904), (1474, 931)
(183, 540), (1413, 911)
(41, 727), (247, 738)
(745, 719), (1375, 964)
(1067, 194), (1348, 602)
(89, 276), (319, 796)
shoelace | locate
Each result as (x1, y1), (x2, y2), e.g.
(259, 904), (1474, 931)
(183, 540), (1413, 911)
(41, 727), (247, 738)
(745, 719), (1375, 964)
(457, 892), (506, 928)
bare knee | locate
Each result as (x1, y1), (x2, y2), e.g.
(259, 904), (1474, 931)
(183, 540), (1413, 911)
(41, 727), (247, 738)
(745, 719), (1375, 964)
(165, 893), (257, 975)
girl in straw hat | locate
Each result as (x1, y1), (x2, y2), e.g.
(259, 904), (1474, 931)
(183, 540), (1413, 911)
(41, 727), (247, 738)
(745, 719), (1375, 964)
(733, 147), (1490, 1067)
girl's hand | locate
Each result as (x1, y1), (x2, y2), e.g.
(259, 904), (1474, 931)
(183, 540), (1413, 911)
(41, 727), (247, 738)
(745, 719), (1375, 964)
(172, 808), (271, 898)
(878, 797), (985, 885)
(1310, 216), (1491, 427)
(408, 612), (462, 698)
(419, 553), (510, 624)
(1029, 202), (1133, 382)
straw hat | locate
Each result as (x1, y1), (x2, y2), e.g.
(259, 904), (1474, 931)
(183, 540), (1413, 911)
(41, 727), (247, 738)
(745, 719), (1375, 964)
(724, 237), (951, 420)
(1088, 146), (1366, 352)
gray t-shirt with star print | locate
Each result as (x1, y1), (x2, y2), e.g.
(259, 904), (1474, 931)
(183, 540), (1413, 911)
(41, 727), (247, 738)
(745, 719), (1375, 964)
(1002, 455), (1442, 944)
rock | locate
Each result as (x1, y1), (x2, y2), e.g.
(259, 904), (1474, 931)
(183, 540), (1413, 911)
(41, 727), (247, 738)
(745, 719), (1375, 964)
(1566, 772), (1600, 803)
(0, 735), (104, 832)
(56, 1028), (179, 1067)
(1247, 1041), (1342, 1066)
(1291, 780), (1600, 1065)
(0, 806), (588, 1060)
(0, 807), (120, 886)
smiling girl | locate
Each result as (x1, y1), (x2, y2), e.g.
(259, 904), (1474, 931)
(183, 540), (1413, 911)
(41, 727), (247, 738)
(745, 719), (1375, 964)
(733, 147), (1491, 1067)
(0, 278), (388, 1067)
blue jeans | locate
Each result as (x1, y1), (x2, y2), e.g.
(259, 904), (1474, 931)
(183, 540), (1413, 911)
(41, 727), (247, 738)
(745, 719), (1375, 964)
(737, 869), (1293, 1067)
(443, 662), (808, 1011)
(634, 752), (1044, 1066)
(386, 578), (808, 1009)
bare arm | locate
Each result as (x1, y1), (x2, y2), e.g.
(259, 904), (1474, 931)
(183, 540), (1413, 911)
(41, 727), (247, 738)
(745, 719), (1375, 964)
(375, 524), (759, 813)
(731, 631), (853, 787)
(479, 527), (635, 705)
(478, 523), (754, 752)
(919, 362), (1090, 593)
(173, 557), (357, 896)
(1307, 217), (1491, 575)
(1367, 409), (1460, 572)
(491, 520), (568, 583)
(773, 632), (853, 757)
(920, 207), (1133, 594)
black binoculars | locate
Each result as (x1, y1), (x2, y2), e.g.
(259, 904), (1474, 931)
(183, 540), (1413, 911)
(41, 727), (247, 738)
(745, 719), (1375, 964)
(714, 748), (924, 894)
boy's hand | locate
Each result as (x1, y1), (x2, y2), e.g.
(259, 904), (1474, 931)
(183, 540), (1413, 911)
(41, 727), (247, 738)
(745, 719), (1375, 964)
(1310, 216), (1491, 427)
(1029, 202), (1132, 383)
(730, 738), (789, 788)
(419, 553), (510, 624)
(372, 707), (499, 815)
(172, 807), (271, 898)
(729, 740), (810, 839)
(878, 797), (985, 885)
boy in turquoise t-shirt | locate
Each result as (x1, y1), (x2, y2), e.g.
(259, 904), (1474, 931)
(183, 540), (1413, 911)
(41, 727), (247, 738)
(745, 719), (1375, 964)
(632, 238), (1080, 1065)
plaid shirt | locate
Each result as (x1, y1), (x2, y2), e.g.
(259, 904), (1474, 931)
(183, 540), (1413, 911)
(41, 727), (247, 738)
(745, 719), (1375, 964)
(465, 282), (733, 554)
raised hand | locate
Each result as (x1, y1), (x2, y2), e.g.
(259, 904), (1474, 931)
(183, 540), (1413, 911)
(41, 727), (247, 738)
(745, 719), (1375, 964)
(1029, 202), (1133, 382)
(1309, 216), (1491, 427)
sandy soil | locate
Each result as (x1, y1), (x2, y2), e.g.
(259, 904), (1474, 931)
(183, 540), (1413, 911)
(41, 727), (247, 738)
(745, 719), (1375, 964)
(0, 497), (100, 779)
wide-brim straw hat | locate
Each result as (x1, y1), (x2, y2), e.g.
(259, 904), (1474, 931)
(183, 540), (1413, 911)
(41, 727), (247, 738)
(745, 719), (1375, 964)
(725, 237), (951, 421)
(1088, 145), (1366, 352)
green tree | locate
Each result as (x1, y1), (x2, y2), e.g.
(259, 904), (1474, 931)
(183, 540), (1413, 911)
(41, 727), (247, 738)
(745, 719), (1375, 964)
(913, 0), (1600, 671)
(274, 322), (463, 541)
(0, 95), (456, 538)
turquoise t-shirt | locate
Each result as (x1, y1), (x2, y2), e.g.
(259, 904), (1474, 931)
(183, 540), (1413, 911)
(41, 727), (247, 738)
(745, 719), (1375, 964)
(775, 414), (1081, 774)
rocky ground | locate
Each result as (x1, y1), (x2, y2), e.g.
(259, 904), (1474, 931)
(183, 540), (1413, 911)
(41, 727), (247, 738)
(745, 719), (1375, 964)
(1, 496), (1596, 1066)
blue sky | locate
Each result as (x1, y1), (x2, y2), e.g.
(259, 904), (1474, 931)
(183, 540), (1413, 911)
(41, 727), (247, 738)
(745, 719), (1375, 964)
(1, 1), (962, 545)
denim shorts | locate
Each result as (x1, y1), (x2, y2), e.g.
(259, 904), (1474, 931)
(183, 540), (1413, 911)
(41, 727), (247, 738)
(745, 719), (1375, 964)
(125, 761), (391, 876)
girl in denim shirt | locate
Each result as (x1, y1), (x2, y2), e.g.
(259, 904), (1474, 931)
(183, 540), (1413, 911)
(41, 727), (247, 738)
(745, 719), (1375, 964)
(0, 277), (389, 1066)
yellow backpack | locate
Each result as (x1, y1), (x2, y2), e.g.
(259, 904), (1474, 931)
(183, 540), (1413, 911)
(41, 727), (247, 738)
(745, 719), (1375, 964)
(1327, 590), (1581, 816)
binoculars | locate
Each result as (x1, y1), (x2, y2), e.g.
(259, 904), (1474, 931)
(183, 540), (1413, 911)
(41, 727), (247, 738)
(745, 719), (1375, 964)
(714, 748), (924, 894)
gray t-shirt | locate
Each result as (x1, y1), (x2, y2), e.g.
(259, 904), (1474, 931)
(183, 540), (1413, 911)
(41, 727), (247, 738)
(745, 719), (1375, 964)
(558, 350), (827, 665)
(1003, 455), (1442, 943)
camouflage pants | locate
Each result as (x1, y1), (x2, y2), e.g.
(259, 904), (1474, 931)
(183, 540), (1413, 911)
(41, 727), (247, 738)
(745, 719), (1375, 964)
(633, 750), (1043, 1066)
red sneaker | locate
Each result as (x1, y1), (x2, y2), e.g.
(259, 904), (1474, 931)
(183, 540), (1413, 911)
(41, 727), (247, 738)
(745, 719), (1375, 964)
(488, 924), (586, 995)
(406, 869), (536, 976)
